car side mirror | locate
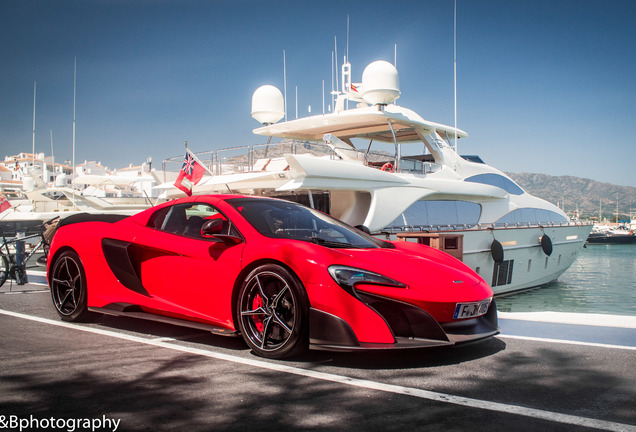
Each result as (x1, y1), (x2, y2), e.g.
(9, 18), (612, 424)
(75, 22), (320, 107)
(201, 219), (224, 237)
(201, 219), (243, 246)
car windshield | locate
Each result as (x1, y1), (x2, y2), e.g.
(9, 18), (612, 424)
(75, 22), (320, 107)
(227, 198), (391, 249)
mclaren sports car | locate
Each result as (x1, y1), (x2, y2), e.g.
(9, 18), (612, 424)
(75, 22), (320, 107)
(47, 195), (498, 359)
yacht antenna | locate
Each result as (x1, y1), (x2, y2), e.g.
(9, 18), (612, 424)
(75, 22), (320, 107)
(334, 37), (339, 95)
(346, 15), (350, 64)
(283, 50), (288, 121)
(322, 79), (325, 114)
(295, 86), (298, 119)
(394, 44), (399, 106)
(346, 14), (350, 110)
(453, 0), (459, 161)
(394, 44), (397, 67)
(331, 51), (334, 111)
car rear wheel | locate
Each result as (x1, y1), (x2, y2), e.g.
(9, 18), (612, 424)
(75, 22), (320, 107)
(50, 250), (94, 322)
(237, 264), (309, 359)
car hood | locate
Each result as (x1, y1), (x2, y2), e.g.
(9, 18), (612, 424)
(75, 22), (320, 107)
(323, 241), (488, 299)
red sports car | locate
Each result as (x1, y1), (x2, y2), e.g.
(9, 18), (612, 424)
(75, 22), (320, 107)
(48, 195), (498, 359)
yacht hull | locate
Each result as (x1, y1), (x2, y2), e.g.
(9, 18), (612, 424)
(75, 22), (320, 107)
(390, 223), (591, 295)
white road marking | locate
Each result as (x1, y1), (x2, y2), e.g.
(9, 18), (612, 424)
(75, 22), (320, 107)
(151, 332), (208, 342)
(499, 311), (636, 329)
(0, 289), (49, 294)
(0, 308), (633, 432)
(500, 334), (636, 351)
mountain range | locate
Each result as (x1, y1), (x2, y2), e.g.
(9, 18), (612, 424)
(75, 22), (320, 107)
(506, 172), (636, 221)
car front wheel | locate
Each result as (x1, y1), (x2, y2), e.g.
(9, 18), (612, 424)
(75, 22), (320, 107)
(50, 250), (94, 322)
(237, 264), (309, 359)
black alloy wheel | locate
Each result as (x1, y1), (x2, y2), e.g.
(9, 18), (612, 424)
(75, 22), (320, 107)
(237, 264), (309, 359)
(50, 250), (94, 322)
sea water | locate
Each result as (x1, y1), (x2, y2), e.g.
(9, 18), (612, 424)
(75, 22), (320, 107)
(496, 244), (636, 316)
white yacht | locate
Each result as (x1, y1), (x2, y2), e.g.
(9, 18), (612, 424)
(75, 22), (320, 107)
(0, 186), (155, 236)
(163, 60), (592, 295)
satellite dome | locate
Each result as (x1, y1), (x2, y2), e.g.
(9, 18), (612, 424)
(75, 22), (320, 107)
(55, 173), (67, 187)
(251, 85), (285, 125)
(22, 176), (35, 191)
(361, 60), (400, 105)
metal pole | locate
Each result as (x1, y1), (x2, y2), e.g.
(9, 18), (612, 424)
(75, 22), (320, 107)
(72, 57), (77, 208)
(388, 121), (399, 172)
(32, 81), (36, 167)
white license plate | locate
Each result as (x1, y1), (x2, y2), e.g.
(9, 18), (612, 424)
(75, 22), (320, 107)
(453, 299), (491, 319)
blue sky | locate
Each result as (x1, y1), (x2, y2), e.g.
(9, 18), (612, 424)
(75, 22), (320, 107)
(1, 0), (635, 187)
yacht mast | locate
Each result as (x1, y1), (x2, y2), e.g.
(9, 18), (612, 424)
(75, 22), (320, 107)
(616, 192), (619, 223)
(453, 0), (458, 163)
(283, 50), (287, 121)
(50, 129), (54, 179)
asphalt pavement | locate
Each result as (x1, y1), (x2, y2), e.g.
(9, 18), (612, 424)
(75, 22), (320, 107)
(0, 283), (634, 432)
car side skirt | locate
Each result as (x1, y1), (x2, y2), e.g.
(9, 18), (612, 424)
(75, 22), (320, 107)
(88, 303), (240, 337)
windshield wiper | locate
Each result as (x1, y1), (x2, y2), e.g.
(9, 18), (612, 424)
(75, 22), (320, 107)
(308, 236), (354, 248)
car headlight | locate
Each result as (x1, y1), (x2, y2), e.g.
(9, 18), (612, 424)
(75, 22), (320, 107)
(328, 265), (407, 295)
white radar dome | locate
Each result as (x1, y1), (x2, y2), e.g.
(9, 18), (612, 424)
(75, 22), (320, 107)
(55, 173), (67, 187)
(22, 177), (35, 191)
(251, 85), (285, 125)
(361, 60), (400, 105)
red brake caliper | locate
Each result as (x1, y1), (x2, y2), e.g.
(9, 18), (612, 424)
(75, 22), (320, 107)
(252, 295), (264, 332)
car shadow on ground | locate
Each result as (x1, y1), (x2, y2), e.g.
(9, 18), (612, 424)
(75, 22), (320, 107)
(3, 343), (632, 432)
(296, 337), (507, 370)
(90, 313), (506, 370)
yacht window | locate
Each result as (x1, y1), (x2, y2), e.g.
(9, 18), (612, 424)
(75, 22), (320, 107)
(495, 208), (567, 225)
(464, 173), (525, 195)
(385, 200), (481, 229)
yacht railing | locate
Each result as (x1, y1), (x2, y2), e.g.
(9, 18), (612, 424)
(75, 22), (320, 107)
(381, 220), (590, 233)
(162, 139), (441, 178)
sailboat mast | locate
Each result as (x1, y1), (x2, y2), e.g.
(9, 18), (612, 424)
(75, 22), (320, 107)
(72, 57), (77, 208)
(72, 57), (76, 184)
(616, 192), (619, 223)
(32, 81), (36, 167)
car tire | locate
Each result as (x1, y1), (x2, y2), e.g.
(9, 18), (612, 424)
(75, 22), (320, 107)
(50, 250), (95, 322)
(237, 263), (309, 359)
(0, 252), (8, 287)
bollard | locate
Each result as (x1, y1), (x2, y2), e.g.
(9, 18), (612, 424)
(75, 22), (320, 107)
(14, 230), (28, 285)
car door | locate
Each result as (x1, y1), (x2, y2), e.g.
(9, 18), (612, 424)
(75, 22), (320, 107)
(131, 202), (245, 327)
